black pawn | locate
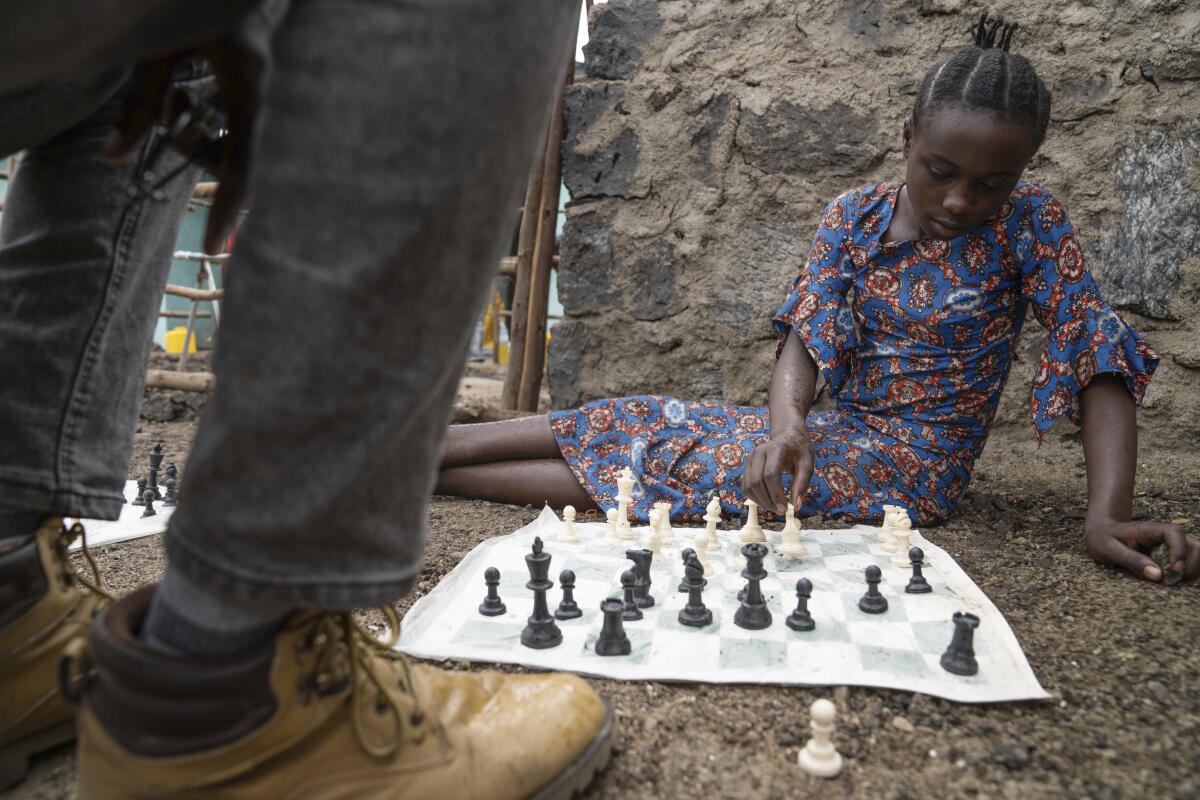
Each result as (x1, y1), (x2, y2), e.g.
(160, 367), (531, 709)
(520, 537), (562, 649)
(940, 611), (980, 676)
(677, 552), (712, 627)
(595, 598), (631, 656)
(786, 577), (815, 631)
(554, 569), (582, 620)
(163, 477), (178, 507)
(620, 569), (643, 621)
(858, 564), (888, 614)
(165, 462), (178, 483)
(625, 548), (655, 608)
(678, 548), (696, 592)
(479, 566), (506, 616)
(905, 546), (932, 594)
(132, 476), (148, 506)
(140, 489), (157, 518)
(734, 543), (772, 630)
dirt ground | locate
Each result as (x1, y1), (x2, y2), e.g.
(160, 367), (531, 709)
(7, 368), (1199, 800)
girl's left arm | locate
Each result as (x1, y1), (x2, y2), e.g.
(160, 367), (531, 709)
(1080, 374), (1199, 581)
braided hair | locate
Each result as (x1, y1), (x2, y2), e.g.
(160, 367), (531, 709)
(912, 12), (1052, 151)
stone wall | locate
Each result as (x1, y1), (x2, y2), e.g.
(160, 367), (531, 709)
(550, 0), (1200, 450)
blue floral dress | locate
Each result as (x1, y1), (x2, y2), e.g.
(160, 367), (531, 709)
(549, 182), (1157, 526)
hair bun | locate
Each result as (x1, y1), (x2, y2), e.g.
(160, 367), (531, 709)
(972, 11), (1019, 52)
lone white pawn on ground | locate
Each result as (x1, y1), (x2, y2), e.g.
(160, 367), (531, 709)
(798, 698), (844, 778)
(616, 467), (635, 540)
(604, 508), (620, 542)
(890, 514), (914, 568)
(777, 502), (807, 557)
(560, 505), (578, 543)
(739, 498), (766, 543)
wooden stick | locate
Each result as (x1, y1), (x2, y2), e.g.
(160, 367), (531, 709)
(501, 123), (550, 409)
(164, 284), (223, 301)
(159, 310), (213, 319)
(498, 254), (557, 277)
(517, 11), (579, 412)
(145, 369), (215, 393)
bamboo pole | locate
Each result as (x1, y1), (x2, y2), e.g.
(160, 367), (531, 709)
(516, 10), (579, 412)
(145, 369), (215, 393)
(164, 284), (223, 301)
(500, 124), (550, 409)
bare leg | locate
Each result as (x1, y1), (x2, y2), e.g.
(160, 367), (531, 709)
(440, 414), (562, 467)
(435, 459), (597, 510)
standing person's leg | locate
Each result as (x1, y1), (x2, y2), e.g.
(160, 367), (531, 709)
(0, 67), (207, 789)
(77, 1), (615, 797)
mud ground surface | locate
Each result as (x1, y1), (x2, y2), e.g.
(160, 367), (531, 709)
(8, 393), (1199, 800)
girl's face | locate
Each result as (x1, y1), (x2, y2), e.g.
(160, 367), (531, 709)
(902, 108), (1038, 240)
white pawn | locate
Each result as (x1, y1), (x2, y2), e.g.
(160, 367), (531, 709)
(739, 498), (766, 543)
(697, 496), (721, 552)
(604, 507), (620, 542)
(645, 507), (663, 556)
(656, 502), (673, 544)
(695, 536), (713, 574)
(777, 502), (807, 557)
(889, 516), (913, 568)
(560, 505), (578, 543)
(798, 698), (844, 778)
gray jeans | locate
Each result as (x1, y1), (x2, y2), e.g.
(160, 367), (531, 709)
(0, 0), (576, 608)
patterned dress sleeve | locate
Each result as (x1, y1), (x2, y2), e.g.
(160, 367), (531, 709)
(1019, 192), (1159, 441)
(771, 194), (858, 398)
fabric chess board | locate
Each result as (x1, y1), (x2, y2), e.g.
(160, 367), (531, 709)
(70, 480), (174, 551)
(398, 507), (1049, 703)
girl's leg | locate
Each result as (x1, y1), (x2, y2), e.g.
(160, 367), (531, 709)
(440, 414), (563, 467)
(435, 459), (597, 510)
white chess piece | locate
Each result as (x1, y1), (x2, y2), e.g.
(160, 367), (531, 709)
(615, 467), (635, 540)
(604, 507), (620, 542)
(645, 508), (663, 555)
(695, 537), (712, 573)
(878, 504), (900, 544)
(797, 699), (844, 778)
(656, 501), (673, 544)
(561, 505), (578, 543)
(739, 498), (766, 543)
(697, 496), (721, 552)
(890, 516), (913, 568)
(777, 502), (807, 557)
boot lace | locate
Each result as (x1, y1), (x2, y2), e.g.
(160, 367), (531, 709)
(297, 605), (427, 759)
(58, 521), (115, 603)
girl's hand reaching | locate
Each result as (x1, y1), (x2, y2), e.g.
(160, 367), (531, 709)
(1084, 517), (1200, 582)
(743, 424), (814, 516)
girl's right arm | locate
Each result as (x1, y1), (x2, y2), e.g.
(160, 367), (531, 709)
(742, 329), (819, 514)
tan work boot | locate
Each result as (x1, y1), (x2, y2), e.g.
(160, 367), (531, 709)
(70, 586), (615, 799)
(0, 518), (110, 788)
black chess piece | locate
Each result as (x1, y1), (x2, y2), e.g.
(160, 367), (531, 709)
(132, 476), (148, 506)
(595, 598), (631, 656)
(677, 552), (712, 627)
(905, 546), (932, 594)
(520, 537), (562, 649)
(148, 442), (164, 499)
(620, 570), (643, 621)
(554, 569), (582, 620)
(140, 489), (157, 518)
(625, 548), (655, 608)
(479, 566), (506, 616)
(734, 543), (772, 630)
(858, 564), (888, 614)
(162, 477), (178, 507)
(678, 547), (696, 592)
(786, 577), (815, 631)
(940, 611), (980, 676)
(165, 462), (178, 483)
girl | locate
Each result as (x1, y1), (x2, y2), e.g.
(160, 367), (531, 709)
(438, 15), (1198, 583)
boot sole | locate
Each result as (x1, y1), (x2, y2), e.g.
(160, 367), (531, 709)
(528, 700), (616, 800)
(0, 720), (75, 791)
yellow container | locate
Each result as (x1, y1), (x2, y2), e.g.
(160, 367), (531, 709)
(165, 326), (197, 354)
